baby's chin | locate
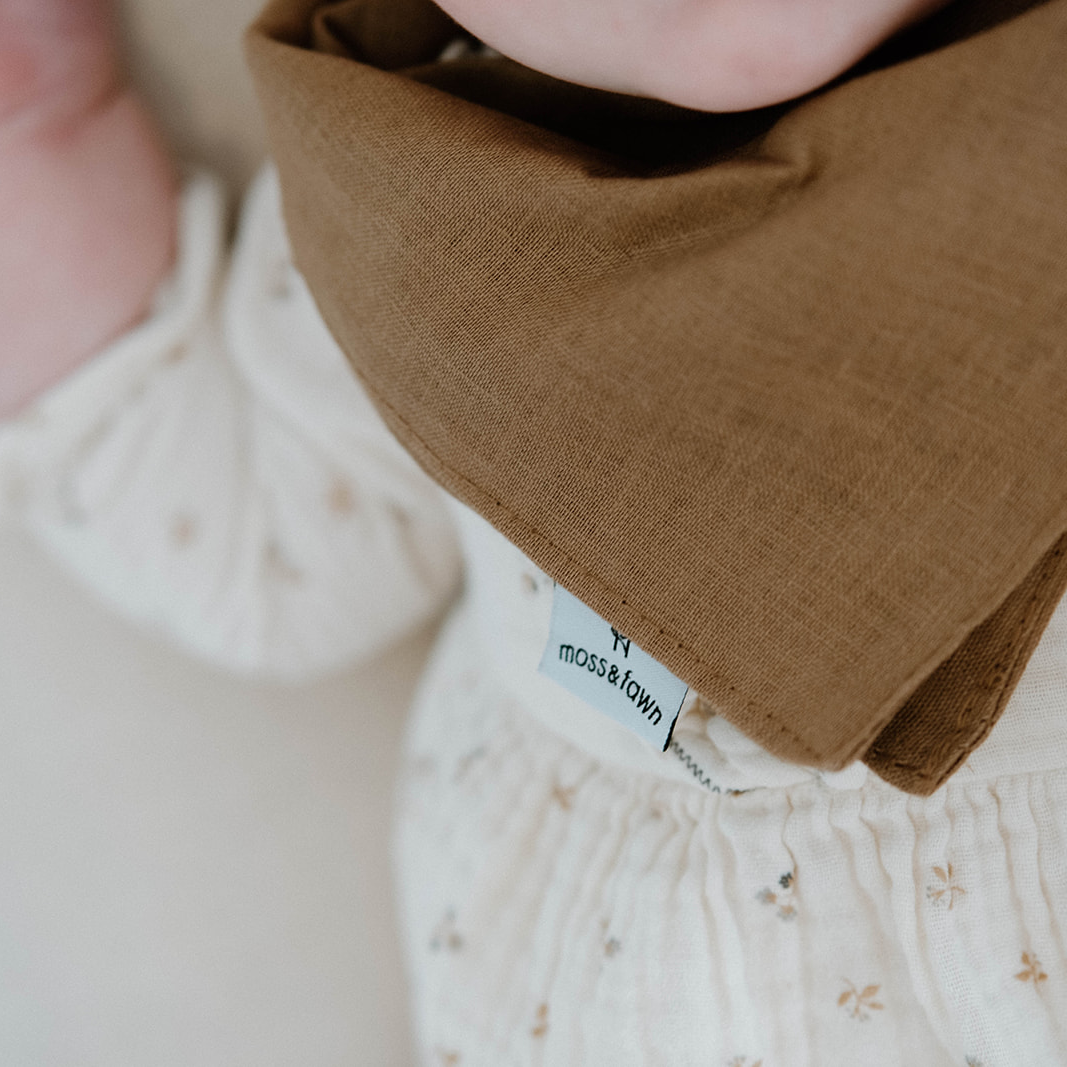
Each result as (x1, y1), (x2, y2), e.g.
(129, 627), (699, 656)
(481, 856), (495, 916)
(434, 0), (952, 111)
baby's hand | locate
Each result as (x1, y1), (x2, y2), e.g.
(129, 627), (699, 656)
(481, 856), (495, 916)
(0, 0), (177, 418)
(0, 0), (118, 133)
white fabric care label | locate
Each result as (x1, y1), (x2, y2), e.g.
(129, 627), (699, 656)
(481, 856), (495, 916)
(538, 585), (689, 751)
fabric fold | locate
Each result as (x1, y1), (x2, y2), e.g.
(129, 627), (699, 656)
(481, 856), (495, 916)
(246, 0), (1067, 793)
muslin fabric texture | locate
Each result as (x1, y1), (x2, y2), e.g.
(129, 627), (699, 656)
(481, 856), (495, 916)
(398, 595), (1067, 1067)
(246, 0), (1067, 794)
(2, 167), (1066, 1066)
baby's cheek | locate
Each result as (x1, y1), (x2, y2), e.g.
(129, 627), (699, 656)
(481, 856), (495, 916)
(433, 0), (954, 112)
(433, 0), (668, 101)
(0, 43), (40, 119)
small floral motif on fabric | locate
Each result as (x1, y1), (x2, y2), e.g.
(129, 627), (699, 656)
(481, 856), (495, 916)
(964, 1056), (984, 1067)
(551, 782), (576, 811)
(1014, 951), (1048, 987)
(531, 1003), (549, 1038)
(756, 870), (798, 920)
(727, 1057), (763, 1067)
(170, 512), (199, 548)
(838, 980), (884, 1021)
(429, 910), (464, 953)
(434, 1048), (461, 1066)
(598, 918), (622, 958)
(326, 477), (357, 516)
(926, 864), (966, 909)
(453, 746), (486, 783)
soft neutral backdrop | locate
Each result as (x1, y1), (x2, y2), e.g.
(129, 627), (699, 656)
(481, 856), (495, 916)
(121, 0), (269, 188)
(0, 2), (427, 1062)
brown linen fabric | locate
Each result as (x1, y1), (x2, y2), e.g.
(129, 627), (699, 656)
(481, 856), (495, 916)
(245, 0), (1067, 795)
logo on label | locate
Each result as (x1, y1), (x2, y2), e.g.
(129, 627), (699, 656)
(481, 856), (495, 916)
(538, 585), (688, 751)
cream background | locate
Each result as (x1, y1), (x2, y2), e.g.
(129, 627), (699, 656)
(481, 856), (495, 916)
(0, 2), (421, 1062)
(120, 0), (269, 190)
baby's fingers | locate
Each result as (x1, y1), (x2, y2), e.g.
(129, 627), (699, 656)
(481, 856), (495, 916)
(0, 0), (119, 136)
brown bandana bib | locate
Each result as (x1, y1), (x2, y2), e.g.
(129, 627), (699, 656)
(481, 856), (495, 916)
(245, 0), (1067, 794)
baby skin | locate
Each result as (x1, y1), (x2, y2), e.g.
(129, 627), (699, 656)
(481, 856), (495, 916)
(0, 0), (175, 418)
(0, 0), (951, 419)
